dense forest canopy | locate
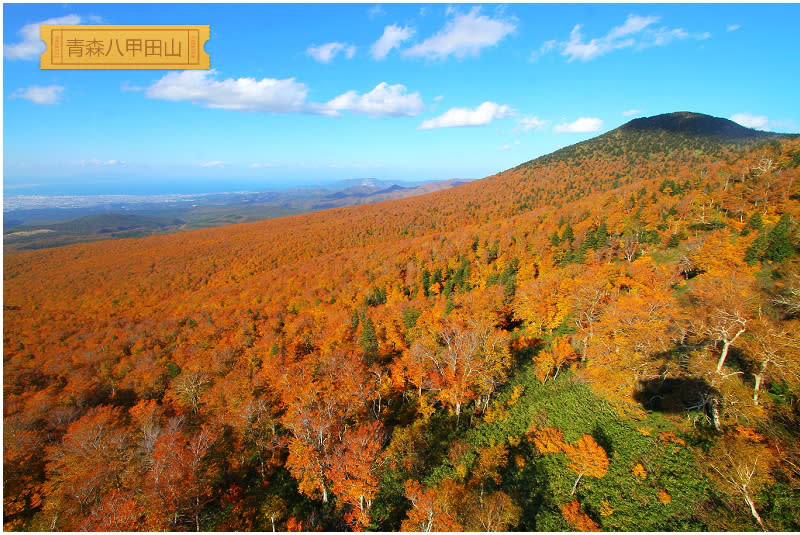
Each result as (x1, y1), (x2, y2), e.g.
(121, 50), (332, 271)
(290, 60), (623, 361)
(4, 112), (800, 531)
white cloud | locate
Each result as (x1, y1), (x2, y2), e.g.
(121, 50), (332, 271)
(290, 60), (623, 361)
(541, 14), (708, 63)
(418, 101), (512, 130)
(623, 109), (643, 117)
(403, 7), (516, 60)
(732, 113), (800, 133)
(563, 14), (659, 61)
(502, 144), (511, 151)
(201, 161), (223, 167)
(730, 113), (769, 130)
(145, 70), (309, 113)
(4, 14), (81, 60)
(322, 82), (424, 117)
(768, 119), (800, 133)
(10, 85), (64, 105)
(530, 39), (557, 61)
(144, 71), (426, 120)
(515, 115), (551, 132)
(250, 163), (273, 168)
(76, 158), (125, 166)
(371, 24), (414, 60)
(121, 81), (144, 92)
(307, 42), (356, 63)
(651, 27), (696, 47)
(368, 5), (385, 20)
(541, 40), (558, 54)
(727, 24), (741, 32)
(514, 140), (520, 145)
(553, 117), (604, 133)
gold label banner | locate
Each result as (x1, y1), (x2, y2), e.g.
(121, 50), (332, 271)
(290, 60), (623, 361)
(40, 25), (209, 69)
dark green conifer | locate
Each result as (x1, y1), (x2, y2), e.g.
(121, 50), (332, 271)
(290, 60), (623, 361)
(764, 214), (796, 262)
(667, 233), (681, 248)
(359, 315), (378, 354)
(402, 307), (421, 329)
(583, 228), (598, 250)
(596, 220), (609, 248)
(748, 211), (764, 231)
(745, 231), (769, 264)
(421, 268), (431, 297)
(562, 223), (574, 245)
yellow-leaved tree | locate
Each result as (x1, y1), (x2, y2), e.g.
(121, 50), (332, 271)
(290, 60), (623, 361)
(564, 434), (609, 495)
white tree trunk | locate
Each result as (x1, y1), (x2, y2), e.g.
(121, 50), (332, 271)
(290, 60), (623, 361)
(710, 398), (721, 432)
(753, 360), (768, 405)
(570, 473), (583, 495)
(717, 341), (732, 373)
(744, 491), (766, 531)
(753, 373), (763, 405)
(716, 327), (745, 373)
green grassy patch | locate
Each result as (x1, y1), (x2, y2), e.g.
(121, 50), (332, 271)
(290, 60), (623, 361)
(414, 362), (711, 530)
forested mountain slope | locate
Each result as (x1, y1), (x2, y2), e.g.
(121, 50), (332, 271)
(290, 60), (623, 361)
(4, 113), (800, 531)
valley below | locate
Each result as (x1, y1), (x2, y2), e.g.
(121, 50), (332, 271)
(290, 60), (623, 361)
(3, 178), (472, 252)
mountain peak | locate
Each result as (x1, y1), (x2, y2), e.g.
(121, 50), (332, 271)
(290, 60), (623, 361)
(524, 111), (790, 168)
(616, 111), (773, 140)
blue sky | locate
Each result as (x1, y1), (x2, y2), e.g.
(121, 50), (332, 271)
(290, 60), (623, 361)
(4, 3), (800, 195)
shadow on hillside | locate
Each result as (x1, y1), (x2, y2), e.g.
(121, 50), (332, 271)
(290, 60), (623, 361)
(592, 425), (614, 458)
(633, 376), (717, 413)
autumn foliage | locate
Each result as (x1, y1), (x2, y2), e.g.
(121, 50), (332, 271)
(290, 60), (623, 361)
(4, 118), (800, 530)
(561, 500), (600, 531)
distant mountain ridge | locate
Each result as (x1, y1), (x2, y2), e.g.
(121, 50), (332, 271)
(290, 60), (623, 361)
(311, 179), (472, 210)
(323, 178), (399, 190)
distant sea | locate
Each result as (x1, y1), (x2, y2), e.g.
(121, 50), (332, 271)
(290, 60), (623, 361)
(2, 176), (440, 198)
(3, 180), (294, 195)
(3, 179), (293, 197)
